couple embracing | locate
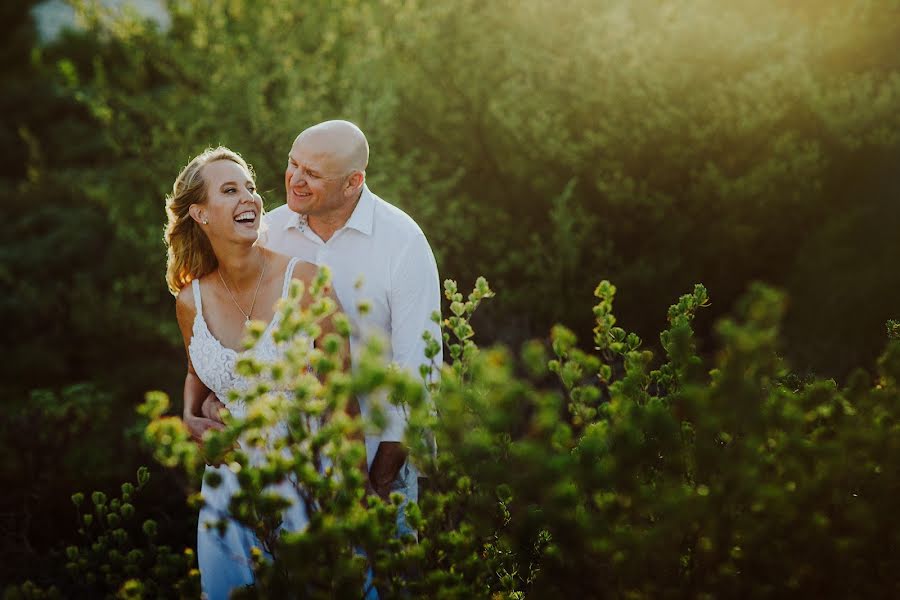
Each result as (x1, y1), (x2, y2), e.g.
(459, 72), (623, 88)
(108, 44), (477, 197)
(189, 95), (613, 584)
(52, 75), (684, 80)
(163, 120), (442, 599)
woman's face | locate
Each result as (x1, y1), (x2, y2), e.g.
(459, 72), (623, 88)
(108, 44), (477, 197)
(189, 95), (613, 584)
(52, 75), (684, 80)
(194, 159), (263, 243)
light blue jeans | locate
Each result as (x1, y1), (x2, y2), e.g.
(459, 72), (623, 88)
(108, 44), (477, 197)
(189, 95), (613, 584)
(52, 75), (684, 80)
(361, 460), (417, 598)
(391, 459), (419, 539)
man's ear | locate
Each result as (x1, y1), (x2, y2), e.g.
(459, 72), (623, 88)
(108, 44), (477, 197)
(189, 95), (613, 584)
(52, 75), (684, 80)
(189, 204), (206, 225)
(346, 170), (365, 193)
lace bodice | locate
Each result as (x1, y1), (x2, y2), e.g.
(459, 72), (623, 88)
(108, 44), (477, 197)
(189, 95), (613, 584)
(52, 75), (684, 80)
(189, 257), (304, 416)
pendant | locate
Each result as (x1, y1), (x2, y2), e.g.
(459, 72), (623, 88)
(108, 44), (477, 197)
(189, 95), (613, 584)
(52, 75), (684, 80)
(245, 318), (251, 328)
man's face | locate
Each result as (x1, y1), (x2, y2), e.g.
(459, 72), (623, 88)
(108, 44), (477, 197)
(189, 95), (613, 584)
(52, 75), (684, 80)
(284, 136), (349, 217)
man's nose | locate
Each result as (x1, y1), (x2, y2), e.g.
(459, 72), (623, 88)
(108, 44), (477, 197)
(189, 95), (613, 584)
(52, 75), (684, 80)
(289, 168), (307, 188)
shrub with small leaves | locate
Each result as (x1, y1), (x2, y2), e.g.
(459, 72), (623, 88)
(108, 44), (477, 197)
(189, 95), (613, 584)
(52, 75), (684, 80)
(5, 468), (199, 599)
(14, 273), (900, 598)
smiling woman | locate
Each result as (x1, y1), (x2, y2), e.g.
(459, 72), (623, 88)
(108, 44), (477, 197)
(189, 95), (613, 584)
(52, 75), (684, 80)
(162, 146), (365, 599)
(189, 160), (263, 242)
(163, 147), (260, 294)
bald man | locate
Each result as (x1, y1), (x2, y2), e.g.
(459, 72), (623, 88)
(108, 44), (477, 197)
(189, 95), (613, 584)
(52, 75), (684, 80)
(197, 120), (442, 524)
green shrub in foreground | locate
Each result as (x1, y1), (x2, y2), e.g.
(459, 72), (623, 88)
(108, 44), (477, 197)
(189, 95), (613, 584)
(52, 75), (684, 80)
(10, 273), (900, 598)
(5, 467), (199, 600)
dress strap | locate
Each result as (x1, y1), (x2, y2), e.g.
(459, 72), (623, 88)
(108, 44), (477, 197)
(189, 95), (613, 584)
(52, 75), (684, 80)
(281, 257), (301, 298)
(191, 278), (203, 313)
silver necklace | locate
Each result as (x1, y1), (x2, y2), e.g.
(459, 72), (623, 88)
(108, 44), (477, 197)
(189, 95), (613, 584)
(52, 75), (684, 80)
(217, 252), (268, 327)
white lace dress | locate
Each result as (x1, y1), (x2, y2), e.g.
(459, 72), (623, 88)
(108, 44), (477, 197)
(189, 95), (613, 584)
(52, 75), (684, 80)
(189, 257), (312, 600)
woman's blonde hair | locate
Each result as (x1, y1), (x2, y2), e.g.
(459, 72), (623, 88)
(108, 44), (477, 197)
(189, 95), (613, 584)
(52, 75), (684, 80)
(164, 147), (256, 295)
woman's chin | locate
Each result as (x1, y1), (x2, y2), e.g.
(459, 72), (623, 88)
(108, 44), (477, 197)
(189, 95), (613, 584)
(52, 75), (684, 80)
(237, 222), (260, 236)
(208, 224), (261, 246)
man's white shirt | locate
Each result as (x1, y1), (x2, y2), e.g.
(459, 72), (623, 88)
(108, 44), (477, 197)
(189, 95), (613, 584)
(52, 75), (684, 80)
(262, 185), (442, 469)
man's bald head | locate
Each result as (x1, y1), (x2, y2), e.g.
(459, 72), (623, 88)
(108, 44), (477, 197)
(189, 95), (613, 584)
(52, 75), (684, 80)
(284, 120), (370, 224)
(293, 120), (369, 176)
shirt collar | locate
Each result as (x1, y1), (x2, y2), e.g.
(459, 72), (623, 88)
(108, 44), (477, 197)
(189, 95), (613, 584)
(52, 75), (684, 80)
(282, 184), (375, 236)
(343, 185), (375, 236)
(282, 210), (306, 231)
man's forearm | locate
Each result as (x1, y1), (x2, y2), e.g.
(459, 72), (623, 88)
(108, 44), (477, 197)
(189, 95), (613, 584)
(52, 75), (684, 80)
(182, 378), (225, 445)
(183, 373), (207, 418)
(369, 441), (407, 498)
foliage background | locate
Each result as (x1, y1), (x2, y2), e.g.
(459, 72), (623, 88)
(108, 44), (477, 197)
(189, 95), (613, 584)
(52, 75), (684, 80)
(2, 0), (899, 591)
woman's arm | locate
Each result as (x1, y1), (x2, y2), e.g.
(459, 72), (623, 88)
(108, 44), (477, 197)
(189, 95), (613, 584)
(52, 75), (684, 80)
(175, 287), (223, 444)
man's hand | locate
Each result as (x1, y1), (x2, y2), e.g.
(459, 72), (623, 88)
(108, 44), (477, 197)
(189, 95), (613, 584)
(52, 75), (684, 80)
(183, 414), (224, 444)
(369, 441), (408, 501)
(183, 392), (227, 444)
(200, 392), (227, 423)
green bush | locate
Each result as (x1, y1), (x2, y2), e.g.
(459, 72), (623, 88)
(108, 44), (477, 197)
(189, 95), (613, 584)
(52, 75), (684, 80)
(5, 468), (199, 600)
(12, 272), (895, 598)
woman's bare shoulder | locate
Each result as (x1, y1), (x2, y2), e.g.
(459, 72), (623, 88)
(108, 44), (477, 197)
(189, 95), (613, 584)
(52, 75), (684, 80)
(289, 259), (321, 282)
(262, 249), (298, 278)
(173, 283), (199, 350)
(174, 283), (197, 323)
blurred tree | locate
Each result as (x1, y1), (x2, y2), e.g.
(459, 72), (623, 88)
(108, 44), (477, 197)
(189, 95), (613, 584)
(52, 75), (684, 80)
(3, 0), (899, 585)
(0, 1), (190, 585)
(62, 0), (900, 374)
(374, 0), (900, 363)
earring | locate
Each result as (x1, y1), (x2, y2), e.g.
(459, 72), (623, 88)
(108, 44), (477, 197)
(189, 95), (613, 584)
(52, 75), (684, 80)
(203, 219), (209, 225)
